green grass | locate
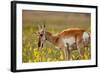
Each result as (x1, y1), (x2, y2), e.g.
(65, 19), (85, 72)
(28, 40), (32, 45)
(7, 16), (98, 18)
(22, 10), (91, 63)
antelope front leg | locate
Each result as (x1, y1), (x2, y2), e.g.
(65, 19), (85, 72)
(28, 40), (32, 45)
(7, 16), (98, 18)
(63, 48), (70, 60)
(63, 43), (70, 60)
(63, 48), (67, 60)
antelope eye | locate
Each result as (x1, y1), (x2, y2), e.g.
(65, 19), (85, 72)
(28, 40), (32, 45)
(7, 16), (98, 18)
(40, 34), (43, 36)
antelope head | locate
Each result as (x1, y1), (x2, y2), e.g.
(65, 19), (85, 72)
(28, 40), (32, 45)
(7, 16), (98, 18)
(37, 24), (46, 49)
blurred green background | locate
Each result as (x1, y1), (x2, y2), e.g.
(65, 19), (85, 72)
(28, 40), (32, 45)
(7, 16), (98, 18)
(22, 10), (91, 63)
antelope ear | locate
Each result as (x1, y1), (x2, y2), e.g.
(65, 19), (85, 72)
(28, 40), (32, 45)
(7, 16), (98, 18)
(43, 23), (45, 27)
(42, 24), (46, 31)
(38, 24), (42, 30)
(43, 24), (45, 28)
(38, 24), (40, 30)
(43, 20), (46, 28)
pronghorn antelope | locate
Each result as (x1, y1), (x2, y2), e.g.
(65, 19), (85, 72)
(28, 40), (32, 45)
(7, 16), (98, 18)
(37, 25), (90, 60)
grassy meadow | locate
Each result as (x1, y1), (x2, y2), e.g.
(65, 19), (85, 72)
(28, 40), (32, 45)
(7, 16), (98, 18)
(22, 10), (91, 63)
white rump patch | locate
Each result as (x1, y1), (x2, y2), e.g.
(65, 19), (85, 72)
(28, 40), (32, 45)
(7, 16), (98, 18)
(82, 32), (90, 42)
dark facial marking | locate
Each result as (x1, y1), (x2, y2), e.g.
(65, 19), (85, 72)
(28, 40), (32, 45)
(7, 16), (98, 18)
(40, 34), (43, 37)
(38, 37), (41, 48)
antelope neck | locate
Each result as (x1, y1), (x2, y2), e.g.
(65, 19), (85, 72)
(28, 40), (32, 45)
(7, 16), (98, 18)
(46, 31), (59, 45)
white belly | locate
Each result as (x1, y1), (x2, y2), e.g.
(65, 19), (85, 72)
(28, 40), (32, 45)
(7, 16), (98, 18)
(62, 37), (75, 48)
